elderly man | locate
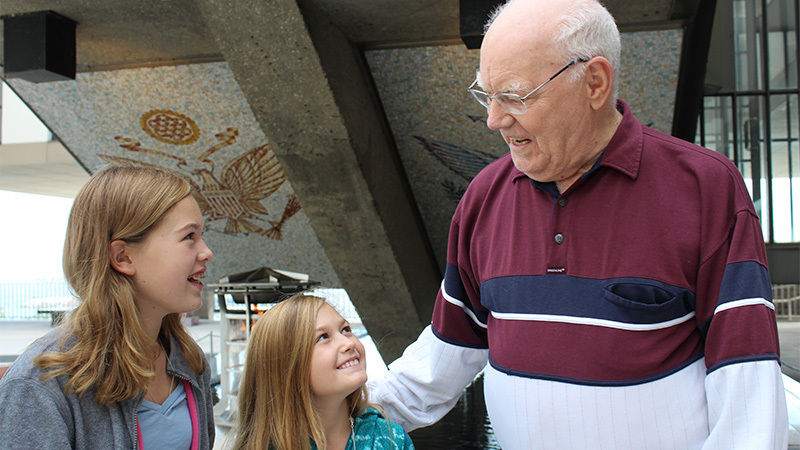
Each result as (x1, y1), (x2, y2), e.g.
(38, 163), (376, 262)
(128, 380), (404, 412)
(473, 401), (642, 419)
(368, 0), (789, 448)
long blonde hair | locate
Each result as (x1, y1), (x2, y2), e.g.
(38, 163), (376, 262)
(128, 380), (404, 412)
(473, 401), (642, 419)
(35, 162), (207, 406)
(233, 294), (370, 450)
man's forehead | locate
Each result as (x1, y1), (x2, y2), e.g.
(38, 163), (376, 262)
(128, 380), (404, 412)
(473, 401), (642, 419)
(476, 45), (557, 91)
(478, 29), (564, 90)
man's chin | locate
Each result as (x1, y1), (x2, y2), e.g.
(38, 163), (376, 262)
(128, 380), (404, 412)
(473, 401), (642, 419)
(510, 156), (548, 181)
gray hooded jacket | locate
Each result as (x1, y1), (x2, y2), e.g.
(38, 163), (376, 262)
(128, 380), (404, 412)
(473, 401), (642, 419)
(0, 328), (215, 449)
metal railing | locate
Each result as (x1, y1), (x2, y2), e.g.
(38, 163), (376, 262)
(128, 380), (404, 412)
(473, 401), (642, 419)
(0, 281), (73, 319)
(774, 284), (800, 320)
(1, 282), (364, 324)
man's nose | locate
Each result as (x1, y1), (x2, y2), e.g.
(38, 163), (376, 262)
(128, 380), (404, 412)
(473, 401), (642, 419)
(486, 101), (514, 130)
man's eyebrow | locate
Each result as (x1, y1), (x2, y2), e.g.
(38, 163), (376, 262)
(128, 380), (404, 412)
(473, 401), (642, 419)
(474, 72), (526, 94)
(499, 82), (525, 94)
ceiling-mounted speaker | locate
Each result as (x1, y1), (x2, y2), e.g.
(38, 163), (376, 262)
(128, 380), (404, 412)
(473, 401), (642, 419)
(2, 10), (77, 83)
(460, 0), (503, 49)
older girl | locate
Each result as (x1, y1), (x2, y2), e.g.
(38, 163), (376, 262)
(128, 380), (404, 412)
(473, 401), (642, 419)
(0, 162), (215, 449)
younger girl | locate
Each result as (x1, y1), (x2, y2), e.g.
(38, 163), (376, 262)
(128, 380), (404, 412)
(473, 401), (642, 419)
(233, 293), (414, 449)
(0, 162), (216, 449)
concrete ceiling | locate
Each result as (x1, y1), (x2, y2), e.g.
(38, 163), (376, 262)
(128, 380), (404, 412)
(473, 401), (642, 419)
(0, 0), (699, 199)
(0, 0), (697, 72)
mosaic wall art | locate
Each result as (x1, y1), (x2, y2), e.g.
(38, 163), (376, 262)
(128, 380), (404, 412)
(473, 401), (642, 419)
(365, 29), (683, 265)
(104, 110), (299, 239)
(7, 63), (340, 286)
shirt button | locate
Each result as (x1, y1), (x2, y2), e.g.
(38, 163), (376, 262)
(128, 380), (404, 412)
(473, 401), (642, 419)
(558, 197), (568, 207)
(554, 233), (565, 244)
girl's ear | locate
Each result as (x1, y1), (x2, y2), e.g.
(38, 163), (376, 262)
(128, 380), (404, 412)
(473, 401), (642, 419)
(109, 240), (135, 276)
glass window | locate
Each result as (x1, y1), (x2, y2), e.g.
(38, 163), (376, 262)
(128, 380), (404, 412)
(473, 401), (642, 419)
(737, 95), (770, 238)
(767, 0), (797, 89)
(770, 94), (800, 241)
(733, 0), (763, 92)
(703, 0), (799, 244)
(699, 96), (735, 160)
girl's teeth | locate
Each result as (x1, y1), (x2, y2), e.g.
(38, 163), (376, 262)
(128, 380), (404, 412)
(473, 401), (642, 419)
(339, 359), (359, 369)
(188, 273), (205, 282)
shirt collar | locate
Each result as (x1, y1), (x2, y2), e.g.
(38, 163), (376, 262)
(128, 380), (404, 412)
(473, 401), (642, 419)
(511, 99), (643, 188)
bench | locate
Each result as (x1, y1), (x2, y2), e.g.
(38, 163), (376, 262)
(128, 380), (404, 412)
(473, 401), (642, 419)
(29, 296), (79, 327)
(37, 308), (72, 326)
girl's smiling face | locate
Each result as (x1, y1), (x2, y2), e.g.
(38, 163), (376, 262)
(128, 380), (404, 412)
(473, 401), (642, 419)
(309, 303), (368, 404)
(124, 195), (213, 322)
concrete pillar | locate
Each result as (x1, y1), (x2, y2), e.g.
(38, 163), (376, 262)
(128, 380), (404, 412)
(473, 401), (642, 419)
(194, 0), (442, 361)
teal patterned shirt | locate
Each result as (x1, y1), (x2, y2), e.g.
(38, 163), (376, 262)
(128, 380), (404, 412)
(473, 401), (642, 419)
(310, 407), (414, 449)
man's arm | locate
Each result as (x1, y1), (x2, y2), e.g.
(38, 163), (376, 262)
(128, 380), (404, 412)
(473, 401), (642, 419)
(367, 325), (489, 431)
(704, 360), (788, 449)
(697, 204), (788, 448)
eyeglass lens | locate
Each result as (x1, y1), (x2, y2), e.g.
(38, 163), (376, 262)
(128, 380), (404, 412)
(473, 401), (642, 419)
(470, 89), (526, 115)
(468, 58), (587, 115)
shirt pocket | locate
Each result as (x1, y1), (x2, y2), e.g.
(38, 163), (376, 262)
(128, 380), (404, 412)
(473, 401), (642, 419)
(602, 280), (692, 317)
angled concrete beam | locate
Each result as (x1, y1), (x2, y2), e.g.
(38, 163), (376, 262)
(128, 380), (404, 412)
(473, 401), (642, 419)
(195, 0), (441, 361)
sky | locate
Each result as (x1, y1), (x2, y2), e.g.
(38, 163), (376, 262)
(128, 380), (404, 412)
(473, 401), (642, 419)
(0, 190), (73, 282)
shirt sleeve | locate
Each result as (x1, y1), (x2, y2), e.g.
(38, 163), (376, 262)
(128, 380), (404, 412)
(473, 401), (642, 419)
(368, 202), (491, 431)
(0, 377), (74, 448)
(367, 325), (489, 431)
(696, 205), (788, 447)
(703, 360), (788, 449)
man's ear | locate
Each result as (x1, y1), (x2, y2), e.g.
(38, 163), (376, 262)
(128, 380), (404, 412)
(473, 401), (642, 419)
(109, 240), (135, 276)
(584, 56), (614, 110)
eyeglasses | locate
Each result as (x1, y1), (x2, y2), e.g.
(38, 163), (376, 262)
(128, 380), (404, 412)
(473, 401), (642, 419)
(468, 58), (589, 115)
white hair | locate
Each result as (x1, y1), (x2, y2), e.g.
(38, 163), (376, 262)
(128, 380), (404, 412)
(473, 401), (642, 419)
(485, 0), (622, 99)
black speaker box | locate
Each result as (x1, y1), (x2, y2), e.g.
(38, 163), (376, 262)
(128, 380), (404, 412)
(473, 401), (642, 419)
(459, 0), (503, 49)
(3, 10), (77, 83)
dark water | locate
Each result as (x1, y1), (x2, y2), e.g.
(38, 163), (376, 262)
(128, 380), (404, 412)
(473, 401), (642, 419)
(408, 374), (501, 449)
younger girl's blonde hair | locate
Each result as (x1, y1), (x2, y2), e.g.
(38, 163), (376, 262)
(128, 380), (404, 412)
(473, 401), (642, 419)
(233, 293), (370, 450)
(35, 162), (207, 406)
